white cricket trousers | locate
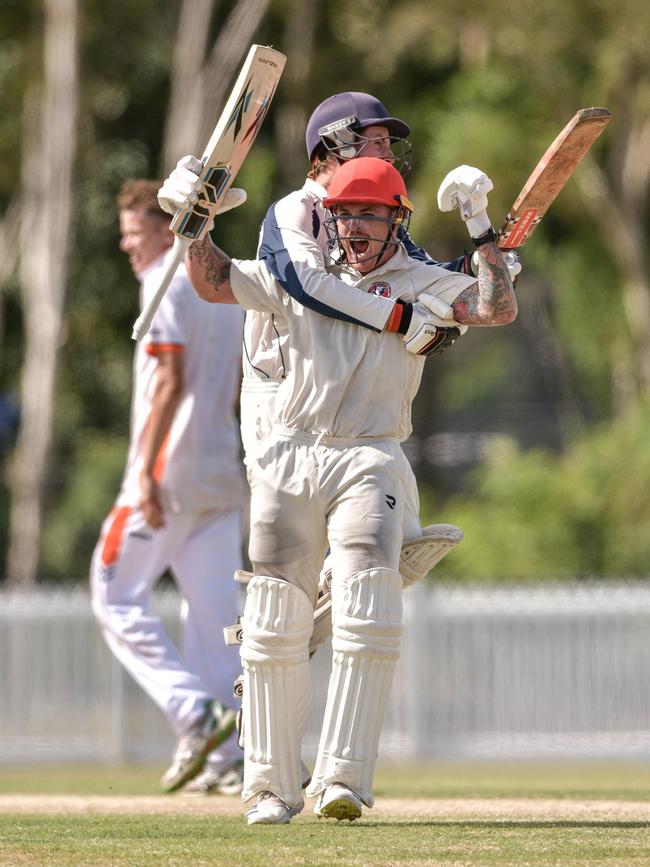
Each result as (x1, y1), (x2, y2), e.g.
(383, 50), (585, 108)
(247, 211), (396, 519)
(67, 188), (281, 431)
(248, 428), (407, 599)
(90, 505), (243, 771)
(240, 385), (421, 543)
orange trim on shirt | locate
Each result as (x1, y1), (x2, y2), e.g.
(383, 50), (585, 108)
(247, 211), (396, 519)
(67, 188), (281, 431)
(145, 343), (185, 357)
(385, 302), (403, 333)
(101, 506), (133, 567)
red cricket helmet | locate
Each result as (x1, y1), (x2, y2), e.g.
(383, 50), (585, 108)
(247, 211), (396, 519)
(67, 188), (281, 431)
(323, 157), (414, 213)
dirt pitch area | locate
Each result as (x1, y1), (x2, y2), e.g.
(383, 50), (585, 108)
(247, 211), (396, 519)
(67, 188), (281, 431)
(1, 794), (647, 822)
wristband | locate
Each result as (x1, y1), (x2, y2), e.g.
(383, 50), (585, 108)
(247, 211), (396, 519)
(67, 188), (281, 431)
(386, 299), (413, 335)
(471, 226), (497, 247)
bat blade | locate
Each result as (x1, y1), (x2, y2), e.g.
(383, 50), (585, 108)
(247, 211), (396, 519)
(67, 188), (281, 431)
(170, 44), (287, 241)
(497, 107), (611, 250)
(132, 44), (286, 341)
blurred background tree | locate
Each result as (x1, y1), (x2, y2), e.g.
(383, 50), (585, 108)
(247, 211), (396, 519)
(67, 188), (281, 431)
(0, 0), (647, 584)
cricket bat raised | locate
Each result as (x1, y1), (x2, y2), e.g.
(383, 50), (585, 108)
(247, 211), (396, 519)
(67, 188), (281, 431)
(497, 107), (611, 250)
(132, 44), (286, 341)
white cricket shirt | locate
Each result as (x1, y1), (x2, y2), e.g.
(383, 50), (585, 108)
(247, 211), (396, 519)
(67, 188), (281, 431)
(117, 248), (245, 513)
(242, 178), (395, 391)
(231, 245), (475, 441)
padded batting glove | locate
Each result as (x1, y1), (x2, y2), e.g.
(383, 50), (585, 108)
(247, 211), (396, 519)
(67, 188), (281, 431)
(157, 154), (247, 232)
(387, 299), (464, 356)
(437, 164), (494, 241)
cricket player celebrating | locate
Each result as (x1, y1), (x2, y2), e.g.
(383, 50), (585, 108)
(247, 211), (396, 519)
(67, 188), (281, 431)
(90, 180), (245, 796)
(158, 93), (508, 602)
(163, 156), (516, 824)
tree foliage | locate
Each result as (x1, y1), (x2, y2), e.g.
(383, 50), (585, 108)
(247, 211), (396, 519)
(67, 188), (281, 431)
(0, 0), (648, 582)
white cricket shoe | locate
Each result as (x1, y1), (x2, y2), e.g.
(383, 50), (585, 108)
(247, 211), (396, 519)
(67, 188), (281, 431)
(247, 791), (303, 825)
(182, 759), (244, 796)
(314, 783), (363, 821)
(160, 700), (237, 793)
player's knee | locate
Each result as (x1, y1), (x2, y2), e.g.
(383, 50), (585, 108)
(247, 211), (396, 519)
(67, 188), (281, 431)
(240, 576), (313, 665)
(331, 567), (402, 659)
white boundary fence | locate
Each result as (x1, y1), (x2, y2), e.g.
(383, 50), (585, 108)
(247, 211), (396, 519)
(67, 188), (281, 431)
(2, 583), (650, 764)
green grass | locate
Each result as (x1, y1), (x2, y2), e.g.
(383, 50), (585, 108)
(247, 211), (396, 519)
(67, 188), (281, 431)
(375, 760), (650, 801)
(2, 762), (650, 865)
(2, 759), (650, 800)
(2, 814), (650, 866)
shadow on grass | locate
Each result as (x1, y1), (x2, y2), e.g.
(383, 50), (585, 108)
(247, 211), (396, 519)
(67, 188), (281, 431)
(339, 820), (650, 830)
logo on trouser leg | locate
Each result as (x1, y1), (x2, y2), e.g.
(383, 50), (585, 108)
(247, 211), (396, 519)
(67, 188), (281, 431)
(385, 494), (396, 510)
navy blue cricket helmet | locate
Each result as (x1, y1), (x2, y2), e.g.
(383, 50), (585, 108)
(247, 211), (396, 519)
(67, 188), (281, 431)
(305, 92), (411, 162)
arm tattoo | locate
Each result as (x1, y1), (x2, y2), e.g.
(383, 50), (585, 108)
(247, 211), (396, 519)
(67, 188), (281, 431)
(188, 235), (231, 296)
(452, 242), (517, 325)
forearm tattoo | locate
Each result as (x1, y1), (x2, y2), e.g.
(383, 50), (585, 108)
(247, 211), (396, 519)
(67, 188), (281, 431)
(453, 242), (517, 325)
(187, 235), (231, 296)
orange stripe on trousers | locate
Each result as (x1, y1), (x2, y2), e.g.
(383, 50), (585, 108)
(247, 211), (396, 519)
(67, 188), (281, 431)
(101, 506), (133, 567)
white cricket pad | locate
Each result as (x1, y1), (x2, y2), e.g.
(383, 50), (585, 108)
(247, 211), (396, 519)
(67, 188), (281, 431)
(309, 587), (332, 656)
(306, 568), (402, 807)
(240, 576), (312, 808)
(399, 523), (463, 588)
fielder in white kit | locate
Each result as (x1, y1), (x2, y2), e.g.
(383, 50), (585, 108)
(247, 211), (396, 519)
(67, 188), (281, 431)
(89, 180), (245, 795)
(173, 156), (517, 824)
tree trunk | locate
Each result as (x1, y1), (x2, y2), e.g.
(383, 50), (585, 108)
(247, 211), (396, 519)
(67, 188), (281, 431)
(6, 0), (78, 587)
(577, 115), (650, 412)
(0, 197), (22, 367)
(160, 0), (216, 175)
(197, 0), (272, 148)
(274, 0), (317, 192)
(160, 0), (272, 176)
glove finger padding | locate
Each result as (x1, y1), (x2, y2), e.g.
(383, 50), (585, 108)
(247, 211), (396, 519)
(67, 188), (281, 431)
(417, 291), (455, 321)
(157, 155), (204, 216)
(157, 148), (247, 234)
(177, 154), (203, 175)
(403, 304), (465, 356)
(410, 297), (468, 335)
(437, 164), (494, 239)
(437, 164), (493, 216)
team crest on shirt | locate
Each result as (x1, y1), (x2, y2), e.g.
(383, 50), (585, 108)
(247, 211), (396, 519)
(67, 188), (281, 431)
(367, 281), (391, 298)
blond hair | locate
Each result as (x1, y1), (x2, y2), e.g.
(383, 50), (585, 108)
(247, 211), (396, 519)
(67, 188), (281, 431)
(307, 152), (339, 181)
(117, 179), (167, 220)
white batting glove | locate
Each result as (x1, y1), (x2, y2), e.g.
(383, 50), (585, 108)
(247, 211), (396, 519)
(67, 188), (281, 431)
(437, 164), (493, 239)
(158, 155), (203, 215)
(157, 154), (247, 230)
(403, 303), (466, 356)
(417, 292), (455, 322)
(415, 292), (468, 334)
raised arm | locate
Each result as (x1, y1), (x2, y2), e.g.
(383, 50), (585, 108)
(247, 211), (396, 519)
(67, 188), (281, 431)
(184, 234), (238, 305)
(157, 156), (469, 352)
(437, 165), (518, 326)
(451, 240), (517, 325)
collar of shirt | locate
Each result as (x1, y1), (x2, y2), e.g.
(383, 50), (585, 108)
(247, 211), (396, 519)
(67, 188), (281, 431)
(137, 247), (173, 284)
(303, 177), (327, 201)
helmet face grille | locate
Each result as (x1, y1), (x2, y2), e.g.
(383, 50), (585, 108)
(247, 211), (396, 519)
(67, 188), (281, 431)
(322, 157), (413, 271)
(323, 209), (412, 271)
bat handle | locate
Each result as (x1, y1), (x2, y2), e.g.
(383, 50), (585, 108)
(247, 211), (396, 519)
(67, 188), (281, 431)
(131, 236), (191, 341)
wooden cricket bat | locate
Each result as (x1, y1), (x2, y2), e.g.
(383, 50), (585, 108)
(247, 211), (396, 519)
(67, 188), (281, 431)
(132, 44), (286, 341)
(497, 107), (611, 250)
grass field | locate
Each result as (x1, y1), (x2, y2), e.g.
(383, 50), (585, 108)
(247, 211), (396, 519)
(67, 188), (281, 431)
(1, 761), (650, 865)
